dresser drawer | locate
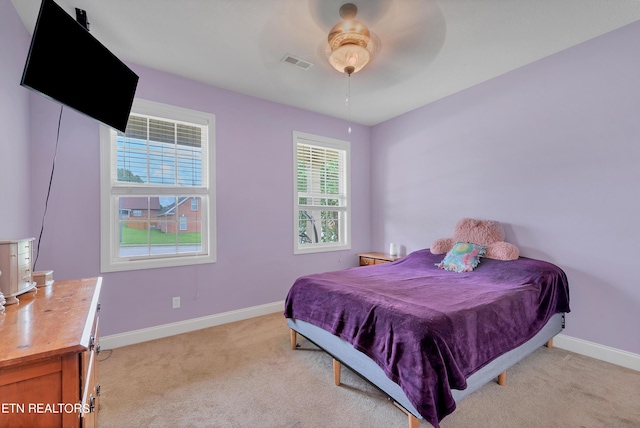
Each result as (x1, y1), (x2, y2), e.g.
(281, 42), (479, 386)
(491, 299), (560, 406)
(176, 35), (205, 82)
(18, 264), (31, 279)
(17, 251), (31, 269)
(360, 257), (375, 266)
(358, 252), (402, 267)
(17, 239), (31, 255)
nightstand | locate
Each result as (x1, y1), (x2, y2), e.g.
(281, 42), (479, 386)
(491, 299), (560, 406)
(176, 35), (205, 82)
(357, 252), (402, 266)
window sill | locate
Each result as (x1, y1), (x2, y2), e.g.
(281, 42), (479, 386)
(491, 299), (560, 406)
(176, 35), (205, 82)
(100, 252), (215, 272)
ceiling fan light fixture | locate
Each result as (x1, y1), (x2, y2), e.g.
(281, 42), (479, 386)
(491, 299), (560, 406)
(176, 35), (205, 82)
(328, 44), (370, 75)
(326, 3), (375, 75)
(328, 19), (371, 50)
(324, 3), (380, 134)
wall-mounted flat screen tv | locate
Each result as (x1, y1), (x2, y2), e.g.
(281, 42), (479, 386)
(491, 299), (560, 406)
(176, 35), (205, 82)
(21, 0), (138, 133)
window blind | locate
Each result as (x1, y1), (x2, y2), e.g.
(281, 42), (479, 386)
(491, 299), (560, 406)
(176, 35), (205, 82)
(116, 114), (204, 187)
(297, 142), (346, 210)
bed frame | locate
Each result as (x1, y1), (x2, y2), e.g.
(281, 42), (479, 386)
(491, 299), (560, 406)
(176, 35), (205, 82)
(288, 312), (565, 428)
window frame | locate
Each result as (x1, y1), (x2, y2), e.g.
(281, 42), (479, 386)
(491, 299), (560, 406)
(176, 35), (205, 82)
(293, 131), (351, 254)
(100, 98), (216, 272)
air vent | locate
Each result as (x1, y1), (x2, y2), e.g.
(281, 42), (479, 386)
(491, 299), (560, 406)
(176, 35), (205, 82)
(281, 54), (314, 70)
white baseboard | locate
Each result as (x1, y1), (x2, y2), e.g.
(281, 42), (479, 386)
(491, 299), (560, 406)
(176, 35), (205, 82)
(554, 333), (640, 372)
(101, 300), (285, 350)
(102, 305), (640, 373)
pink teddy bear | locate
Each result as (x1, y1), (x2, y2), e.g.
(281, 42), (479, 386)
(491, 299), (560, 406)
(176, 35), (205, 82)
(431, 218), (519, 260)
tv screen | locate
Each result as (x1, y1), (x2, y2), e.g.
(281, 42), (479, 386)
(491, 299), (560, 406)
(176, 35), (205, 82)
(21, 0), (138, 133)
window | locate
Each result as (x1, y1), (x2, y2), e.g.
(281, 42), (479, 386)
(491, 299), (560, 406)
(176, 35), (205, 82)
(293, 131), (350, 254)
(100, 99), (216, 272)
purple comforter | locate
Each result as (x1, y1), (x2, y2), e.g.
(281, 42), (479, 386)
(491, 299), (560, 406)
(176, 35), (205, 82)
(283, 249), (570, 428)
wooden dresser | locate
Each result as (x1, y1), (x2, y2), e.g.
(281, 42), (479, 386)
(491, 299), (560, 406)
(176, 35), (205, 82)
(0, 277), (102, 427)
(357, 252), (402, 266)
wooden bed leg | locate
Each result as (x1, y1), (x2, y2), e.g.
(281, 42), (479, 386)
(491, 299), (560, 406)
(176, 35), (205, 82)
(408, 413), (420, 428)
(392, 401), (421, 427)
(545, 338), (553, 349)
(290, 329), (297, 350)
(497, 371), (507, 386)
(333, 359), (341, 386)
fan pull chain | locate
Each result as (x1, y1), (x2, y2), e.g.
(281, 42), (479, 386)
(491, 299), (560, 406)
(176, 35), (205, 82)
(346, 73), (352, 134)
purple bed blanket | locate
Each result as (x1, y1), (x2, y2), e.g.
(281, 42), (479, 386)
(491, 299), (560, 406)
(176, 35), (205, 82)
(283, 249), (570, 428)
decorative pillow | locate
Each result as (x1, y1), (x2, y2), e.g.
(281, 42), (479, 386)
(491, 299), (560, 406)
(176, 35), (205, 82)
(436, 242), (487, 273)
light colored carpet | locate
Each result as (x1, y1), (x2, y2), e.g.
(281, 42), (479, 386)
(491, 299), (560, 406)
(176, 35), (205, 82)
(98, 313), (640, 428)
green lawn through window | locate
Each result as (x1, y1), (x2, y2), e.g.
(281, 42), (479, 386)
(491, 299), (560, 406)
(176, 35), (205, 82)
(120, 225), (201, 245)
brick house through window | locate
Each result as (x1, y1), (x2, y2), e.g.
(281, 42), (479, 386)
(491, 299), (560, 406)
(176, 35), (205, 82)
(119, 197), (161, 230)
(157, 197), (202, 234)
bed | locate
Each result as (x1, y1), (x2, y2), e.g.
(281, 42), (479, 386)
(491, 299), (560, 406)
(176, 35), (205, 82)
(284, 249), (570, 428)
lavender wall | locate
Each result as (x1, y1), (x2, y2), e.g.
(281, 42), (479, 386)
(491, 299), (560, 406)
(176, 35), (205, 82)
(25, 62), (372, 336)
(0, 0), (31, 238)
(371, 22), (640, 355)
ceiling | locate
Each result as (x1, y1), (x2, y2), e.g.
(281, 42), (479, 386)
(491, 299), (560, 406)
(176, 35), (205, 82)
(11, 0), (640, 126)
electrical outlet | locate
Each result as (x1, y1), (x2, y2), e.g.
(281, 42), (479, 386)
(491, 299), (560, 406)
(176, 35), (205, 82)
(172, 296), (180, 309)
